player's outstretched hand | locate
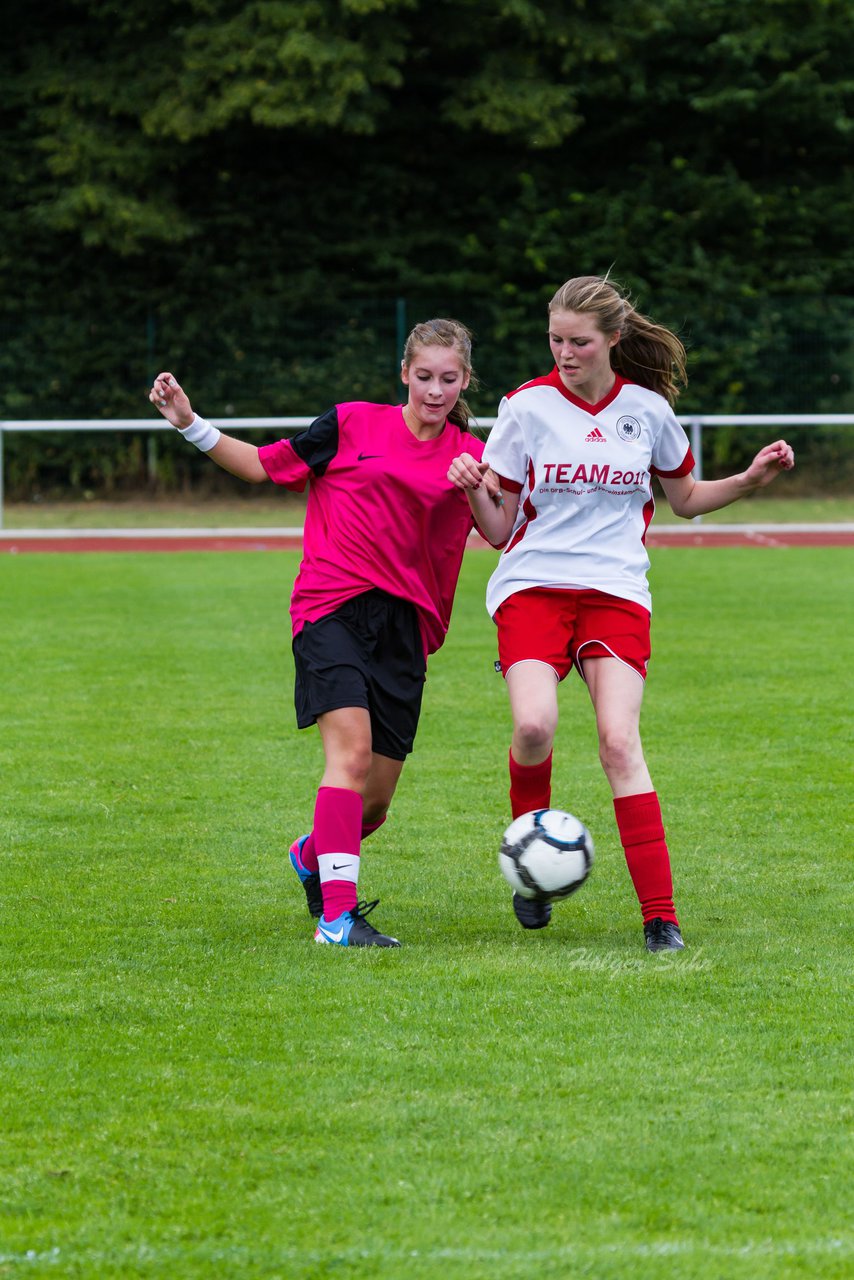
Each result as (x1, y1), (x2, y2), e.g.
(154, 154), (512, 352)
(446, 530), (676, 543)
(744, 439), (795, 489)
(148, 372), (194, 430)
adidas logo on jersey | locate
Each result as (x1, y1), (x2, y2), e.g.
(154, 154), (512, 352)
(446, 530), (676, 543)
(585, 427), (607, 443)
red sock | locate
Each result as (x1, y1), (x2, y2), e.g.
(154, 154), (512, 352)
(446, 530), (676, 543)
(361, 815), (386, 841)
(613, 791), (678, 925)
(314, 786), (363, 921)
(508, 750), (552, 819)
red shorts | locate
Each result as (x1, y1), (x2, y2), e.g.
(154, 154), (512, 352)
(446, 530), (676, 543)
(494, 587), (651, 682)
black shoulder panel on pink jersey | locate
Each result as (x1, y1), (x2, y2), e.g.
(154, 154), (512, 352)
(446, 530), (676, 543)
(290, 406), (339, 476)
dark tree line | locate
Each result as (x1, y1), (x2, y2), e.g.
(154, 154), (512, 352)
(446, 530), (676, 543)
(2, 0), (852, 496)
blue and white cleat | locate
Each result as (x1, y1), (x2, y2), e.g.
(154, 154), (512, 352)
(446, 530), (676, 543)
(289, 834), (322, 918)
(314, 899), (401, 948)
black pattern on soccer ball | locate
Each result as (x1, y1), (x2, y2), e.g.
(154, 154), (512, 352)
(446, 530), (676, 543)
(499, 809), (594, 902)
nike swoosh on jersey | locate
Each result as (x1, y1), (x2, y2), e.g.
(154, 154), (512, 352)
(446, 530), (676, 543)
(357, 452), (384, 461)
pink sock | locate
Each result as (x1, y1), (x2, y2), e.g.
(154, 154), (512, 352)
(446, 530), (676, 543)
(299, 813), (385, 874)
(296, 832), (318, 873)
(314, 787), (363, 921)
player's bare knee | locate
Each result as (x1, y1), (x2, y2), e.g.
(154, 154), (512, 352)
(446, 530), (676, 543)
(514, 717), (555, 758)
(334, 744), (374, 791)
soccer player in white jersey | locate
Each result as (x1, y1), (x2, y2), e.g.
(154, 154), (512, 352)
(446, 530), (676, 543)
(449, 275), (794, 952)
(150, 319), (497, 948)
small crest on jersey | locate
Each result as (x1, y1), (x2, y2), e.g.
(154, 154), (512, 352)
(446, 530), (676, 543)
(616, 415), (642, 441)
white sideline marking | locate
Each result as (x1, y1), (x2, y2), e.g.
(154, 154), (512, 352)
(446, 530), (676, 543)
(1, 521), (853, 542)
(648, 522), (854, 534)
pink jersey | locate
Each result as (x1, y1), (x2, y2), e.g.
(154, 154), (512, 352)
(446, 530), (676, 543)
(259, 402), (485, 655)
(483, 370), (694, 616)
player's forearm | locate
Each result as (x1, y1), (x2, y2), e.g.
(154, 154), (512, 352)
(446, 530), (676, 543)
(172, 411), (269, 483)
(206, 433), (269, 484)
(467, 486), (515, 546)
(667, 471), (755, 519)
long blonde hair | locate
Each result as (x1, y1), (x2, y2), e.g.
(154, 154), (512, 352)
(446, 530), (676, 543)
(549, 275), (687, 405)
(402, 318), (477, 429)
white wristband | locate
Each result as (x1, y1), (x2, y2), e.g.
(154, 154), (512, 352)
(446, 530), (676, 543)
(178, 414), (221, 453)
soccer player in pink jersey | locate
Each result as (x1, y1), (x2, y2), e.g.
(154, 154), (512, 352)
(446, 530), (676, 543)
(150, 319), (495, 947)
(449, 275), (794, 952)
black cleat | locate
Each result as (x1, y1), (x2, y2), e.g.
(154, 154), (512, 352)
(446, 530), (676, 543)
(644, 918), (685, 952)
(512, 892), (553, 930)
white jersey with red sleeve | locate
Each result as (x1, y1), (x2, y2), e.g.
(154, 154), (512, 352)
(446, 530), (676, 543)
(483, 369), (694, 616)
(258, 402), (484, 656)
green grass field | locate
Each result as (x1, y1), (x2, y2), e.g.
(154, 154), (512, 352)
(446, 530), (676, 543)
(2, 547), (852, 1278)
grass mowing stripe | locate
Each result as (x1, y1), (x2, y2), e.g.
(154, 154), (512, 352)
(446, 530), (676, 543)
(1, 548), (851, 1279)
(2, 1237), (851, 1271)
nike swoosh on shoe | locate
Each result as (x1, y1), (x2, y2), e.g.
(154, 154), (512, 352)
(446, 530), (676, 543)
(316, 922), (346, 944)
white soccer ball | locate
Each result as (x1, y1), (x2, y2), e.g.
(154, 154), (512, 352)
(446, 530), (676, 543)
(499, 808), (594, 902)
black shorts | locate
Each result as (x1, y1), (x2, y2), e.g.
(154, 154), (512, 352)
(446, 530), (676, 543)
(292, 589), (427, 760)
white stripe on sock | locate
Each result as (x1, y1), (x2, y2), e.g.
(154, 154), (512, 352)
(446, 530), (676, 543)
(317, 853), (360, 885)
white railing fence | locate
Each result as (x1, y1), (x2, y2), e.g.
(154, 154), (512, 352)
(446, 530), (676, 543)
(1, 414), (852, 529)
